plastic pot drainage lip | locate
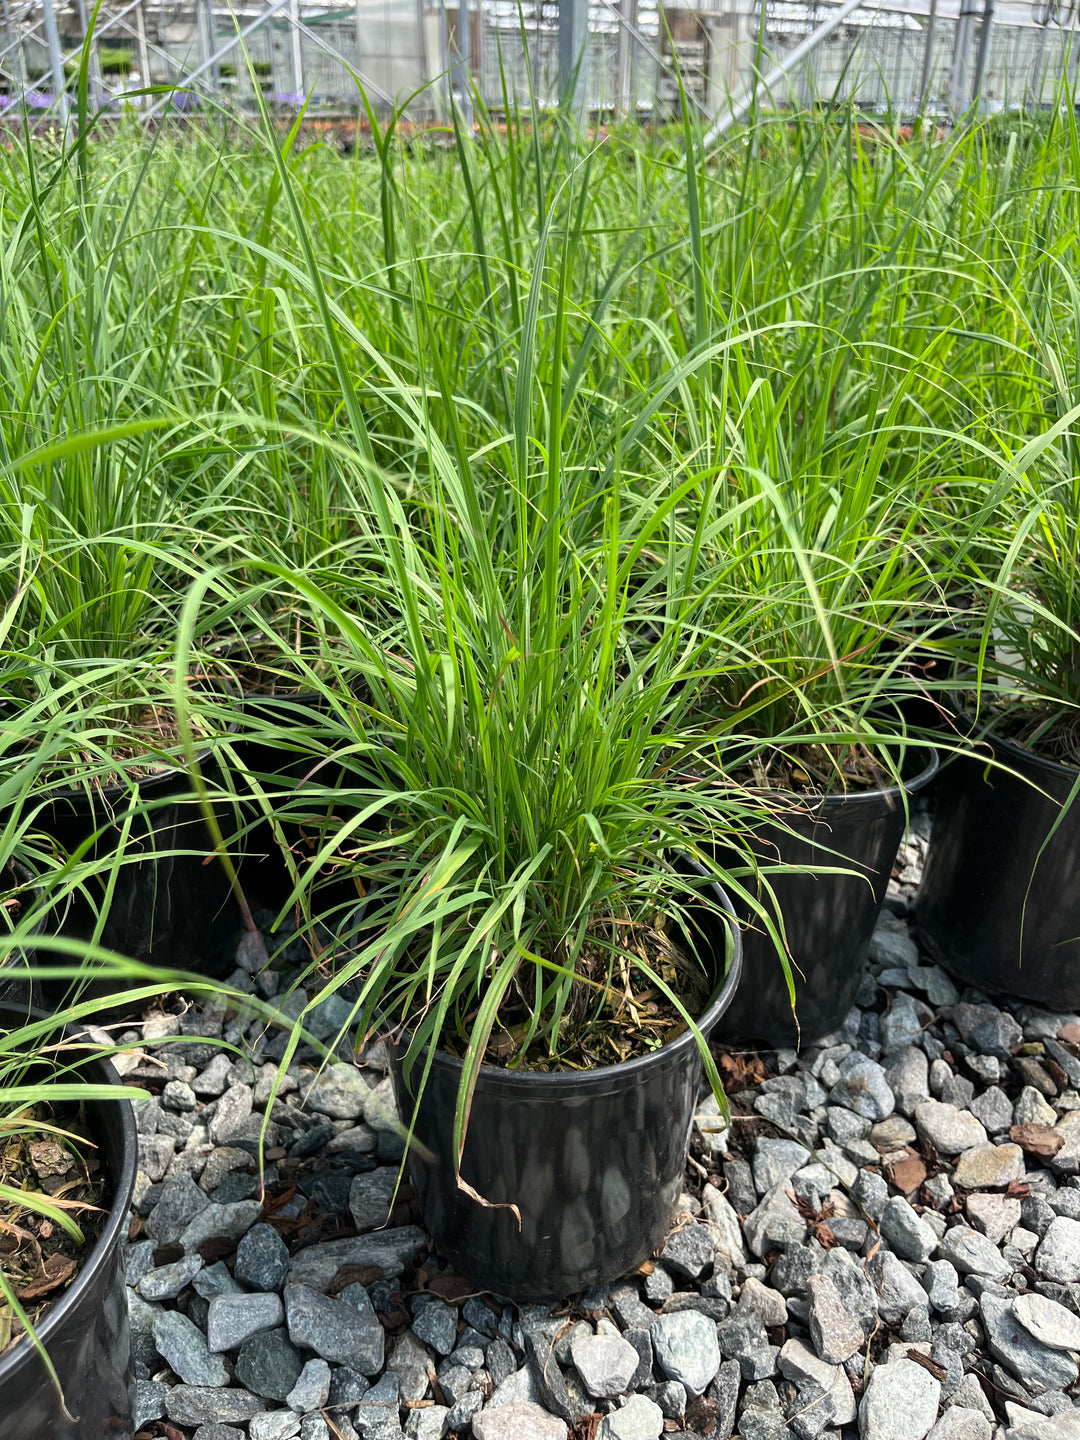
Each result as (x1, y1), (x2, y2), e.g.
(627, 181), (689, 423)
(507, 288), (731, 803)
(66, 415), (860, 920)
(387, 866), (742, 1301)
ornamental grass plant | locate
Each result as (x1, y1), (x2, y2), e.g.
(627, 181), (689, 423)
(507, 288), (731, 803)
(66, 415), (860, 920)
(4, 61), (1080, 1161)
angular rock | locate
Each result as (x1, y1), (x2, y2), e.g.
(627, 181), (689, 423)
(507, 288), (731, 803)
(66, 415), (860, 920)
(152, 1310), (230, 1387)
(348, 1168), (398, 1231)
(701, 1185), (747, 1268)
(650, 1311), (721, 1397)
(404, 1408), (450, 1440)
(235, 1224), (291, 1293)
(1013, 1291), (1080, 1352)
(925, 1407), (992, 1440)
(752, 1138), (812, 1195)
(952, 1144), (1024, 1191)
(596, 1394), (664, 1440)
(285, 1228), (427, 1289)
(743, 1183), (807, 1258)
(301, 1064), (373, 1121)
(880, 1196), (939, 1263)
(939, 1226), (1012, 1280)
(285, 1283), (385, 1373)
(139, 1252), (205, 1302)
(235, 1328), (305, 1401)
(922, 1260), (961, 1313)
(472, 1400), (568, 1440)
(859, 1357), (940, 1440)
(914, 1102), (988, 1156)
(165, 1388), (267, 1427)
(1035, 1216), (1080, 1283)
(980, 1293), (1079, 1394)
(286, 1357), (332, 1413)
(884, 1049), (931, 1118)
(866, 1250), (931, 1325)
(133, 1378), (169, 1429)
(179, 1199), (263, 1255)
(806, 1257), (878, 1363)
(1014, 1087), (1058, 1127)
(829, 1055), (895, 1121)
(955, 1003), (1022, 1059)
(570, 1333), (640, 1398)
(145, 1173), (210, 1244)
(206, 1292), (285, 1352)
(410, 1296), (458, 1356)
(209, 1084), (255, 1145)
(881, 993), (929, 1056)
(778, 1337), (856, 1428)
(249, 1415), (301, 1440)
(971, 1088), (1014, 1135)
(965, 1194), (1022, 1248)
(386, 1331), (435, 1402)
(715, 1310), (776, 1382)
(661, 1223), (715, 1281)
(738, 1278), (787, 1329)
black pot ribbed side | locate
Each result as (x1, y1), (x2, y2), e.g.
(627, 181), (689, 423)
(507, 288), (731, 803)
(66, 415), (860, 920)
(917, 731), (1080, 1006)
(388, 872), (742, 1301)
(0, 1004), (137, 1439)
(712, 749), (940, 1050)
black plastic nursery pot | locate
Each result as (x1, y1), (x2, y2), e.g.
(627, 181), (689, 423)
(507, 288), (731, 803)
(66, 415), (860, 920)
(388, 874), (742, 1302)
(917, 728), (1080, 1006)
(0, 1004), (138, 1440)
(712, 747), (940, 1051)
(36, 770), (242, 980)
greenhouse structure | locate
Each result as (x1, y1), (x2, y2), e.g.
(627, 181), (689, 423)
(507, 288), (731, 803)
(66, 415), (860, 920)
(0, 0), (1076, 124)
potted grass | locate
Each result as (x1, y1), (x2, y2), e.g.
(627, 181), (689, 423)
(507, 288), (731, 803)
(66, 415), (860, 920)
(916, 444), (1080, 1005)
(644, 378), (944, 1049)
(0, 550), (243, 978)
(0, 983), (140, 1440)
(191, 500), (751, 1299)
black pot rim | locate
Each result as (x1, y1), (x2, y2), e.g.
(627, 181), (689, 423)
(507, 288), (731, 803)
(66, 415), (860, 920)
(24, 676), (241, 810)
(402, 866), (743, 1095)
(747, 744), (941, 817)
(953, 703), (1080, 782)
(0, 1009), (137, 1386)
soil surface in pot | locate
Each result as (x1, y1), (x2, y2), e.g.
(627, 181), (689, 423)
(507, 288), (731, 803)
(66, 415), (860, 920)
(428, 914), (714, 1072)
(731, 739), (897, 797)
(0, 1098), (110, 1355)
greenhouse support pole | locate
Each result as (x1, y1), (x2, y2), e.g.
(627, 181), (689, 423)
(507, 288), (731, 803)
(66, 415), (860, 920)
(559, 0), (588, 119)
(449, 0), (472, 130)
(134, 0), (151, 93)
(703, 0), (864, 146)
(918, 0), (939, 111)
(288, 0), (303, 97)
(1030, 20), (1050, 110)
(41, 0), (69, 125)
(947, 0), (979, 115)
(970, 0), (995, 108)
(615, 0), (637, 114)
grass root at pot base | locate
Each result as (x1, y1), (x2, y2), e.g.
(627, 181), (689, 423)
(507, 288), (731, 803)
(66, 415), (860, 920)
(712, 747), (939, 1050)
(917, 729), (1080, 1007)
(0, 1003), (138, 1440)
(387, 873), (741, 1302)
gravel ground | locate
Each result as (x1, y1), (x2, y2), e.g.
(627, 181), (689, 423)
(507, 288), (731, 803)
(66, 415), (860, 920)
(119, 804), (1080, 1440)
